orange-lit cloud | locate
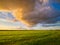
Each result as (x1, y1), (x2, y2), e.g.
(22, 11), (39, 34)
(0, 0), (35, 26)
(0, 0), (60, 27)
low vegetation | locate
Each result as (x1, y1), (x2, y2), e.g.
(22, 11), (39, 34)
(0, 30), (60, 45)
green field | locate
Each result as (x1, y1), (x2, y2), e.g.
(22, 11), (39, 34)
(0, 30), (60, 45)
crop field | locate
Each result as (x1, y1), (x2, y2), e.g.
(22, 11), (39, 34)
(0, 30), (60, 45)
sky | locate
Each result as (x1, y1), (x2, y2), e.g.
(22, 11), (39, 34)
(0, 0), (60, 30)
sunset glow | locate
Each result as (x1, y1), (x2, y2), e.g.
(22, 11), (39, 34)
(0, 0), (60, 30)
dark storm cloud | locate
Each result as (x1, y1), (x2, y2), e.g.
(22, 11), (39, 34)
(21, 7), (60, 26)
(19, 0), (60, 26)
(0, 0), (60, 26)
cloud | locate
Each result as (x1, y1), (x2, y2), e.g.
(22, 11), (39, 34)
(0, 11), (18, 22)
(0, 0), (60, 27)
(0, 18), (23, 30)
(0, 0), (35, 10)
(15, 0), (60, 26)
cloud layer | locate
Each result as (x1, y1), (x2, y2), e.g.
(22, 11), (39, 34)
(14, 0), (60, 26)
(0, 0), (60, 27)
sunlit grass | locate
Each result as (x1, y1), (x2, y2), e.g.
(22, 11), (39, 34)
(0, 30), (60, 45)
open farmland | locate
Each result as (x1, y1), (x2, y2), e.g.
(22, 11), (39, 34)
(0, 30), (60, 45)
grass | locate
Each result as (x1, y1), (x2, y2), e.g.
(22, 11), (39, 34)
(0, 30), (60, 45)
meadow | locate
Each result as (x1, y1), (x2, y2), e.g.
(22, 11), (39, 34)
(0, 30), (60, 45)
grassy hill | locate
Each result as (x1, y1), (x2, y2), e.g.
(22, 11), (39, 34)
(0, 30), (60, 45)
